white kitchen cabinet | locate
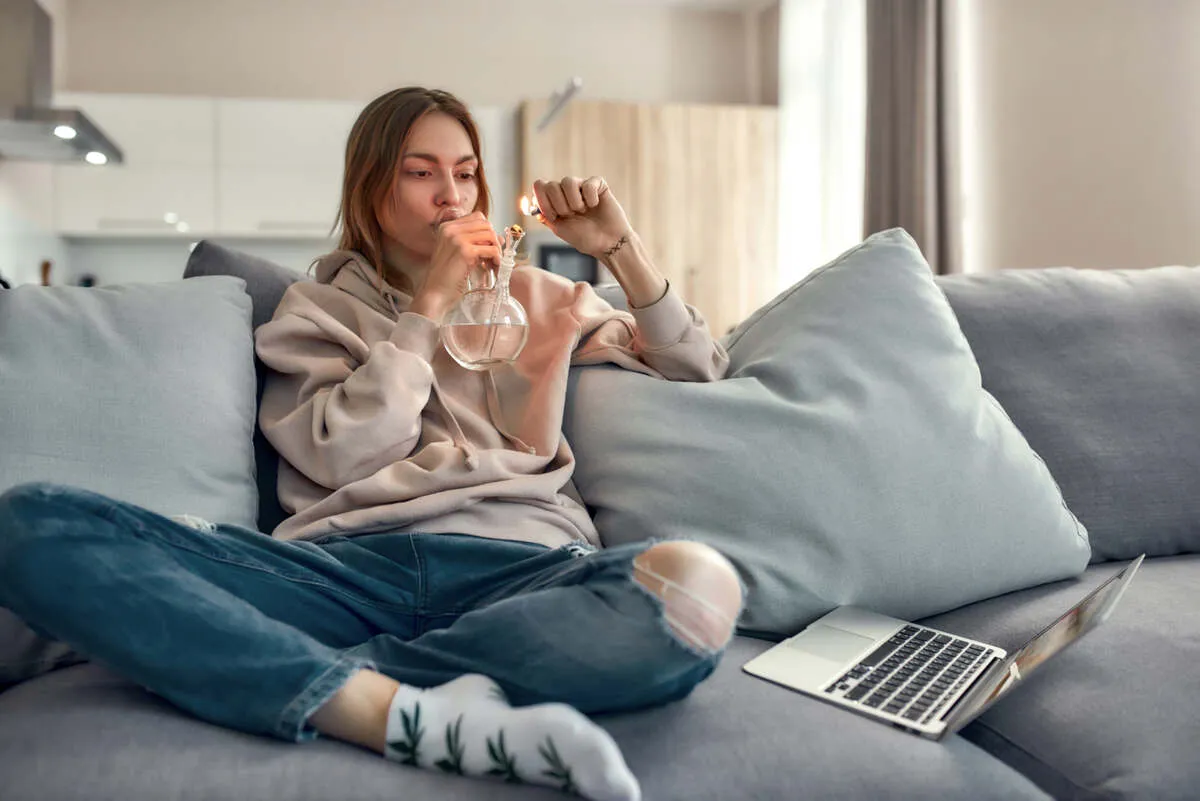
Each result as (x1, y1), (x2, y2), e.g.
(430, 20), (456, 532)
(216, 167), (340, 237)
(46, 94), (522, 242)
(53, 92), (216, 167)
(51, 93), (216, 235)
(213, 99), (359, 236)
(216, 99), (359, 172)
(54, 165), (217, 236)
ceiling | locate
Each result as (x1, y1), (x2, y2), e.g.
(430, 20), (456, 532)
(584, 0), (775, 8)
(64, 0), (775, 8)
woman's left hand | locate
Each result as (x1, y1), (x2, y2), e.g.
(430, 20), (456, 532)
(531, 176), (633, 259)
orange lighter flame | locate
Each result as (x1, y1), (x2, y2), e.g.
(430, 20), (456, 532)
(519, 194), (539, 217)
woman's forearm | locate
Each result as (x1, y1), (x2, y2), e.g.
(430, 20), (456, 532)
(600, 232), (669, 309)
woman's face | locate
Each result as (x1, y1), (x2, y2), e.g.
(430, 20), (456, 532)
(377, 111), (481, 261)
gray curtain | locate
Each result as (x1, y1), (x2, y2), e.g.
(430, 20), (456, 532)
(864, 0), (962, 274)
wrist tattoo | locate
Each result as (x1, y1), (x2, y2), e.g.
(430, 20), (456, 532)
(603, 235), (629, 259)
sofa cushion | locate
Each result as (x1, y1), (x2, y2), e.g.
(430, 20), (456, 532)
(0, 639), (1051, 801)
(564, 228), (1092, 638)
(920, 554), (1200, 801)
(0, 276), (258, 529)
(0, 609), (83, 691)
(937, 266), (1200, 563)
(184, 241), (306, 330)
(183, 241), (306, 534)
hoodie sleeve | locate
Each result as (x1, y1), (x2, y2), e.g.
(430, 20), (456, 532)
(569, 282), (729, 381)
(255, 296), (440, 490)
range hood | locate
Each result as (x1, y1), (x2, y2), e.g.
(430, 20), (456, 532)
(0, 0), (123, 164)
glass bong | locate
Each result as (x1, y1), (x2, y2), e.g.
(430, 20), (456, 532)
(440, 224), (530, 371)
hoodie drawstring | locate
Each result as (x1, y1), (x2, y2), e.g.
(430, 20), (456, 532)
(486, 371), (537, 455)
(429, 374), (480, 470)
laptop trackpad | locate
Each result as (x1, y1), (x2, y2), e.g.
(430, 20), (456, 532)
(789, 625), (876, 664)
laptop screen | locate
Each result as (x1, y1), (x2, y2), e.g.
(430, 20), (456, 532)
(946, 554), (1144, 733)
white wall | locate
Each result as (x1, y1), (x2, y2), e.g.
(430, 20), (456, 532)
(63, 238), (332, 286)
(0, 1), (69, 286)
(961, 0), (1200, 272)
(42, 0), (768, 286)
(63, 0), (753, 107)
(0, 163), (66, 286)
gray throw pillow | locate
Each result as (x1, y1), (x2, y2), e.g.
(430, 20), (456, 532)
(0, 276), (258, 529)
(0, 276), (258, 687)
(563, 228), (1092, 638)
(938, 265), (1200, 562)
(184, 241), (305, 329)
(183, 241), (306, 534)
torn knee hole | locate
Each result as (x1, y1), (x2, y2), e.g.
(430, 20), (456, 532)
(633, 556), (740, 652)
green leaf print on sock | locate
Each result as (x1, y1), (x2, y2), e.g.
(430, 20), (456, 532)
(486, 729), (521, 783)
(387, 701), (425, 766)
(539, 736), (579, 795)
(434, 715), (465, 775)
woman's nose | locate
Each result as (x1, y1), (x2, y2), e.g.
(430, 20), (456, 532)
(435, 173), (461, 207)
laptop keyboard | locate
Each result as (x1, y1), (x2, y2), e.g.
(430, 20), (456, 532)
(824, 625), (994, 725)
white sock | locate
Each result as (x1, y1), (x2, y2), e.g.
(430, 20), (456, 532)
(384, 674), (640, 801)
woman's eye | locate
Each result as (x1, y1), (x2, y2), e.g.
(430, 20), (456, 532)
(458, 172), (476, 181)
(408, 170), (431, 178)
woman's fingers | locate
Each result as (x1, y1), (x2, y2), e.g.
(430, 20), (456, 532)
(474, 244), (501, 265)
(438, 210), (481, 227)
(533, 176), (608, 219)
(441, 213), (489, 232)
(535, 179), (588, 221)
(456, 243), (499, 268)
(561, 176), (587, 213)
(464, 227), (501, 248)
(545, 181), (570, 220)
(581, 176), (603, 208)
(440, 212), (492, 234)
(532, 181), (556, 222)
(440, 214), (500, 249)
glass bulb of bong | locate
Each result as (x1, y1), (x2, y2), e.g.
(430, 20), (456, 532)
(441, 224), (530, 371)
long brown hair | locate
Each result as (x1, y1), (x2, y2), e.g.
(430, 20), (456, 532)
(334, 87), (491, 289)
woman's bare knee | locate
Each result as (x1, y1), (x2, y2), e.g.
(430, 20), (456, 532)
(633, 541), (743, 652)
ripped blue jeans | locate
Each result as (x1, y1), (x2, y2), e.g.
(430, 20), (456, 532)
(0, 482), (725, 742)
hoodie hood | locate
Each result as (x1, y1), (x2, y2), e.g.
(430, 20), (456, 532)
(314, 250), (411, 319)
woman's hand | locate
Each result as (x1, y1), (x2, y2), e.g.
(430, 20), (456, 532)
(410, 211), (501, 322)
(532, 177), (634, 259)
(534, 176), (668, 308)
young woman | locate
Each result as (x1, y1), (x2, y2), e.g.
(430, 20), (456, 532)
(0, 87), (742, 801)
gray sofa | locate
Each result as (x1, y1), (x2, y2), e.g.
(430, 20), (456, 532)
(1, 241), (1197, 801)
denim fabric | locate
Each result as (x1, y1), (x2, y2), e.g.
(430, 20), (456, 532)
(0, 483), (721, 743)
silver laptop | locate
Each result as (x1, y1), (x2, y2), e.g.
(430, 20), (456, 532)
(743, 554), (1144, 739)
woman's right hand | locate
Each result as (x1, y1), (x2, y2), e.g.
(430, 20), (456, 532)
(410, 211), (501, 321)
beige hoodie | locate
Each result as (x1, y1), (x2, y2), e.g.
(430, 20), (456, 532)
(255, 250), (729, 547)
